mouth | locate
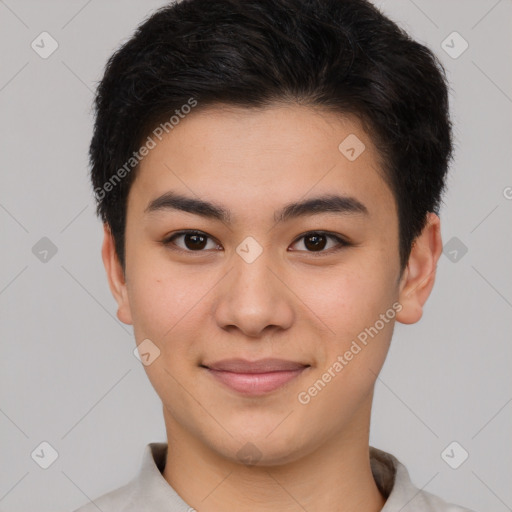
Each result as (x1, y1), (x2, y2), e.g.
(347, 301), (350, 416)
(200, 358), (311, 396)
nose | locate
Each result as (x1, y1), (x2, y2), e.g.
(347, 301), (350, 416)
(213, 249), (295, 339)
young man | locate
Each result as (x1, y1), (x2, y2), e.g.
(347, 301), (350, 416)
(75, 0), (476, 510)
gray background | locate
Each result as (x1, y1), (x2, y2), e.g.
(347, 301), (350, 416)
(0, 1), (511, 511)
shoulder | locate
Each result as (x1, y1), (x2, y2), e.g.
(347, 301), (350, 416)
(408, 486), (477, 512)
(71, 479), (136, 512)
(71, 443), (171, 512)
(370, 446), (478, 512)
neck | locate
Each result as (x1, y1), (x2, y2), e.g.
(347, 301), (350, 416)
(162, 398), (386, 512)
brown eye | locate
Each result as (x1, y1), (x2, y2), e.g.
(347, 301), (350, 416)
(183, 232), (208, 250)
(163, 230), (220, 252)
(303, 233), (327, 251)
(290, 231), (347, 254)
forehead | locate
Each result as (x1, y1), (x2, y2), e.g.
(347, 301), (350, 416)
(128, 103), (396, 225)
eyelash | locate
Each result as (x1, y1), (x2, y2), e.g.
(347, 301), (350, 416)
(161, 229), (350, 256)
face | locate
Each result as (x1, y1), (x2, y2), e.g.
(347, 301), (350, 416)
(103, 104), (440, 466)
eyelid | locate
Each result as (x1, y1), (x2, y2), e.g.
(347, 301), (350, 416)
(289, 231), (349, 255)
(162, 229), (349, 254)
(162, 230), (222, 253)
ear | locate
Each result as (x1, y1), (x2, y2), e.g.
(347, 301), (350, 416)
(396, 212), (443, 325)
(101, 223), (133, 325)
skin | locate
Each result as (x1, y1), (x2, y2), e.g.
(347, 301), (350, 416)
(102, 103), (442, 512)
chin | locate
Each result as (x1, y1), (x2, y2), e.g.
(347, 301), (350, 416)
(208, 422), (311, 467)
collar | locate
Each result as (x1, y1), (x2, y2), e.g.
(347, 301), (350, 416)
(118, 442), (471, 511)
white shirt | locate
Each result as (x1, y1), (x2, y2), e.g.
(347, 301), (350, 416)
(73, 443), (476, 511)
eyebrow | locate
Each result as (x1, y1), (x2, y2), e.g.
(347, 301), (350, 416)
(144, 191), (369, 224)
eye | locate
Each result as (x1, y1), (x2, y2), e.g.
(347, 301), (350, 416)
(162, 230), (349, 255)
(289, 231), (348, 254)
(162, 230), (221, 252)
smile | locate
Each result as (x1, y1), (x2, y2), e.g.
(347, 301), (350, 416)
(205, 368), (309, 395)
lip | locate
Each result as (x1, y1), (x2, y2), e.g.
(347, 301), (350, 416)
(205, 357), (309, 373)
(202, 358), (310, 395)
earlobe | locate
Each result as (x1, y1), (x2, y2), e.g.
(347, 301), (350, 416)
(396, 212), (443, 325)
(101, 224), (133, 325)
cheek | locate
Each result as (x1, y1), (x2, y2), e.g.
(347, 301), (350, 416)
(296, 264), (395, 330)
(334, 269), (398, 376)
(126, 271), (201, 402)
(126, 262), (220, 363)
(126, 240), (191, 320)
(127, 268), (191, 343)
(296, 263), (398, 379)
